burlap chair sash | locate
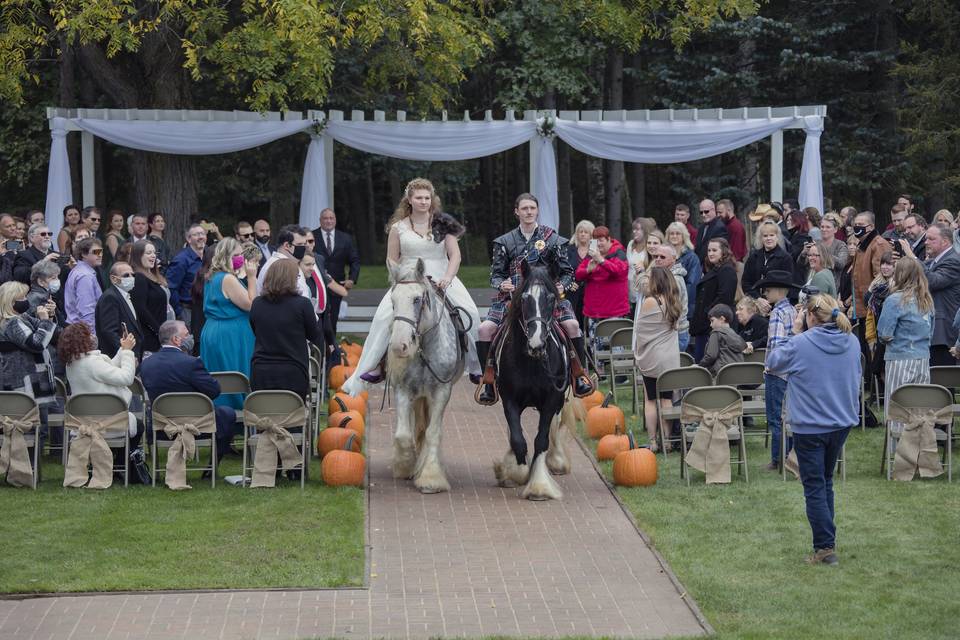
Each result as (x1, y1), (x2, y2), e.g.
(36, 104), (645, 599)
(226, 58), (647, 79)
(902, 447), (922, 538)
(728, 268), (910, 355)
(245, 407), (306, 488)
(887, 402), (949, 481)
(681, 400), (742, 484)
(0, 407), (40, 487)
(63, 411), (129, 489)
(153, 411), (217, 491)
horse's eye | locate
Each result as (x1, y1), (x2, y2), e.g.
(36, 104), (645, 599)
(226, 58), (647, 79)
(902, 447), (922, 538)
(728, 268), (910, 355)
(413, 297), (422, 305)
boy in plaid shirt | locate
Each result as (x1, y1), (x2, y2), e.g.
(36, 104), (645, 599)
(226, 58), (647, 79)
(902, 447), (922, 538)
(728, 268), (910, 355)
(759, 270), (798, 471)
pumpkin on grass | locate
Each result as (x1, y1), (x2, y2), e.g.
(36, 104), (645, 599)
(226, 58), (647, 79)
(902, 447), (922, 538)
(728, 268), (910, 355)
(328, 391), (367, 418)
(328, 354), (356, 390)
(586, 393), (625, 438)
(317, 423), (362, 458)
(597, 427), (634, 461)
(327, 401), (365, 436)
(322, 434), (366, 486)
(613, 444), (658, 487)
(581, 389), (605, 412)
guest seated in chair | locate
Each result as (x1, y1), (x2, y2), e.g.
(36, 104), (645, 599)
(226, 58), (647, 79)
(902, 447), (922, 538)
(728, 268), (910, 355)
(140, 320), (237, 475)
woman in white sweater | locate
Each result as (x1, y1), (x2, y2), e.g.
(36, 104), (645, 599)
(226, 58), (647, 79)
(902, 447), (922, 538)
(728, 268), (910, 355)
(58, 322), (140, 442)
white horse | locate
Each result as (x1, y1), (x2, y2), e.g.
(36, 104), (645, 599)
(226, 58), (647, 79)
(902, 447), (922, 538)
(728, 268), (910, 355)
(387, 259), (464, 493)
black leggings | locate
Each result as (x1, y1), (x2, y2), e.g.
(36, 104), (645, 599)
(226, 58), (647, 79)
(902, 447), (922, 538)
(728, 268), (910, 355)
(642, 375), (672, 400)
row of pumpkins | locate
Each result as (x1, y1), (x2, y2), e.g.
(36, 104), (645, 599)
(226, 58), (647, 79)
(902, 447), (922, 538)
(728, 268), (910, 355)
(581, 390), (657, 487)
(319, 340), (367, 487)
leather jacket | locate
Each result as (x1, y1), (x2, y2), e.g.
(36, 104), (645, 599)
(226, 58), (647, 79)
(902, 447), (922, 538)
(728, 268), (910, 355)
(489, 226), (573, 301)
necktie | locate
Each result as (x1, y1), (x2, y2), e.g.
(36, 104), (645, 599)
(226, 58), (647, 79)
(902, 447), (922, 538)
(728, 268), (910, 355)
(326, 232), (333, 254)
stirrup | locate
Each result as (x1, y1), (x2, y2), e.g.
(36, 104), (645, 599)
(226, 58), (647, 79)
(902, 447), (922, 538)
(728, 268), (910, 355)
(474, 383), (499, 406)
(573, 375), (594, 398)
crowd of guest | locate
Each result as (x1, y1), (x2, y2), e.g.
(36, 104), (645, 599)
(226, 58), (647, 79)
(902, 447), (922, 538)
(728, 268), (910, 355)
(0, 204), (360, 480)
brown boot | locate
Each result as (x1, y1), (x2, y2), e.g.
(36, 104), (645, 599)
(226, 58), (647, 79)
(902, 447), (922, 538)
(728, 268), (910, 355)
(569, 336), (595, 398)
(475, 365), (498, 405)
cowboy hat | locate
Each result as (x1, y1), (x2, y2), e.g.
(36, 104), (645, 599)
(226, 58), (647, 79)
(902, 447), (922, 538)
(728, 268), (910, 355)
(749, 203), (782, 222)
(755, 269), (799, 291)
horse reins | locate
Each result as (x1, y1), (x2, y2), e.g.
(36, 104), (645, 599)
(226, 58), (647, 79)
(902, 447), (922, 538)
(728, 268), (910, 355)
(391, 278), (465, 384)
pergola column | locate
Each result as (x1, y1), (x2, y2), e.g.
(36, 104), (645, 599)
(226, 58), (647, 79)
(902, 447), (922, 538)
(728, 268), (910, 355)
(770, 129), (784, 204)
(81, 130), (95, 206)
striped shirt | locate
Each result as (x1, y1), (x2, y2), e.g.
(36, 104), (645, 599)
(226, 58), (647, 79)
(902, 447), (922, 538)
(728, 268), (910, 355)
(766, 298), (797, 353)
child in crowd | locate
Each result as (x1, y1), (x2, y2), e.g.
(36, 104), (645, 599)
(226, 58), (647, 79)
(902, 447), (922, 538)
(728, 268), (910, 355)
(736, 297), (768, 355)
(757, 270), (798, 472)
(699, 304), (746, 376)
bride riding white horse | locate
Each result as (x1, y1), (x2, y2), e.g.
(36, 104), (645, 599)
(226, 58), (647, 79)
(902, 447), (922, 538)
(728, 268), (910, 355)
(342, 178), (481, 396)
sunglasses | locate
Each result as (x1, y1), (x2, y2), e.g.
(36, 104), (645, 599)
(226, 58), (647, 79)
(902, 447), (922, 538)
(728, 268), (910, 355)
(700, 210), (711, 215)
(89, 217), (101, 222)
(239, 232), (253, 239)
(37, 231), (53, 237)
(90, 248), (103, 256)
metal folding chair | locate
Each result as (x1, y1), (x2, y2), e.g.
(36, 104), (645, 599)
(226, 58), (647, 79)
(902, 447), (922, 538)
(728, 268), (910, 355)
(679, 352), (695, 367)
(882, 384), (952, 482)
(150, 392), (218, 487)
(716, 362), (768, 445)
(49, 377), (68, 465)
(679, 385), (747, 484)
(63, 394), (131, 486)
(591, 318), (633, 377)
(211, 371), (250, 449)
(655, 366), (713, 456)
(744, 349), (766, 364)
(242, 390), (309, 488)
(0, 392), (42, 488)
(606, 327), (639, 414)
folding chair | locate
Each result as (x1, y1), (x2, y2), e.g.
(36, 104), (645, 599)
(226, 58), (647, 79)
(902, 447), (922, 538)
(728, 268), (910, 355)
(679, 385), (748, 484)
(211, 371), (250, 451)
(128, 376), (148, 431)
(308, 356), (324, 453)
(309, 342), (327, 404)
(0, 392), (42, 488)
(49, 377), (68, 465)
(591, 318), (633, 377)
(606, 327), (639, 414)
(678, 352), (695, 367)
(744, 349), (766, 364)
(655, 366), (713, 456)
(882, 384), (952, 482)
(150, 392), (218, 487)
(64, 394), (131, 486)
(242, 390), (309, 488)
(716, 362), (768, 445)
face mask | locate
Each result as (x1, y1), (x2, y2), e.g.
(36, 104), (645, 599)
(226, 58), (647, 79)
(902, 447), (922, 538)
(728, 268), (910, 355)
(292, 245), (307, 261)
(12, 299), (30, 314)
(256, 234), (270, 245)
(853, 225), (867, 237)
(116, 276), (135, 292)
(180, 334), (195, 354)
(47, 279), (61, 294)
(231, 255), (246, 271)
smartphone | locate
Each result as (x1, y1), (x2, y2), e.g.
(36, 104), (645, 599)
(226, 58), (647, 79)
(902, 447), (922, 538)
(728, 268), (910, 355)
(57, 254), (71, 266)
(589, 239), (599, 253)
(4, 240), (22, 251)
(120, 321), (128, 336)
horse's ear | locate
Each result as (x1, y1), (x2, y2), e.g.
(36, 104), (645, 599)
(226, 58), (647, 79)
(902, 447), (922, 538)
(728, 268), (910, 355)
(520, 258), (531, 280)
(415, 258), (426, 281)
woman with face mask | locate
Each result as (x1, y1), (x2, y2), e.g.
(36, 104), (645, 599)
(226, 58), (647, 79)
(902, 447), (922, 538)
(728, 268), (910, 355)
(0, 281), (58, 410)
(200, 237), (258, 410)
(27, 259), (65, 325)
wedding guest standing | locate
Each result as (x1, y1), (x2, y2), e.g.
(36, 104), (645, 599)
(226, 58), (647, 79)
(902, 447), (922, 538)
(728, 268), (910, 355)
(129, 240), (170, 355)
(313, 208), (360, 336)
(566, 219), (595, 331)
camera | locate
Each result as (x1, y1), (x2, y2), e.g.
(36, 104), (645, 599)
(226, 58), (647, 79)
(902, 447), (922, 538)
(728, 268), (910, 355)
(57, 254), (71, 266)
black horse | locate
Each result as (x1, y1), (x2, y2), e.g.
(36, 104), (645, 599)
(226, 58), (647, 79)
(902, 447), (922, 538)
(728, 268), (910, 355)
(492, 262), (576, 500)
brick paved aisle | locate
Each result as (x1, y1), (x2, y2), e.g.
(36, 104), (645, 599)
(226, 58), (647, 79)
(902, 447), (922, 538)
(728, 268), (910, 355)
(0, 379), (709, 640)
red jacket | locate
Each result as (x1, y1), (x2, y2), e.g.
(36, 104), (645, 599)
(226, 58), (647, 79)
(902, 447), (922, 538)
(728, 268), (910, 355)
(725, 216), (748, 261)
(686, 221), (698, 243)
(575, 239), (630, 319)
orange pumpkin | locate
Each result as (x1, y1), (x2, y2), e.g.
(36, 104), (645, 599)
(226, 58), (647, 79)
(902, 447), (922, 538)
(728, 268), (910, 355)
(613, 446), (658, 487)
(327, 409), (365, 437)
(317, 424), (362, 458)
(340, 340), (363, 358)
(328, 392), (367, 418)
(345, 352), (360, 368)
(586, 393), (625, 439)
(597, 429), (634, 461)
(322, 435), (366, 486)
(581, 390), (605, 412)
(328, 360), (356, 390)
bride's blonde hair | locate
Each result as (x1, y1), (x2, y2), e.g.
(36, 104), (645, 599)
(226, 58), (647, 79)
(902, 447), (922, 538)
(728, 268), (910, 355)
(385, 178), (443, 233)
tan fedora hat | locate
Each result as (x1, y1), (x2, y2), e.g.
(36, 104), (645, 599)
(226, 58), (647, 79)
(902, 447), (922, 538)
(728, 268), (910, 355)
(749, 203), (782, 223)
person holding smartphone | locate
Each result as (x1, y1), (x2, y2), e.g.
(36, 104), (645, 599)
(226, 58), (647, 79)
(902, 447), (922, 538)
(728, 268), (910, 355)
(13, 223), (65, 285)
(575, 225), (630, 343)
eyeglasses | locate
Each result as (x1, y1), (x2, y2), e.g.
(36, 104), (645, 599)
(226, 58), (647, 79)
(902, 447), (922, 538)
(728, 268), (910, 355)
(239, 232), (253, 239)
(90, 248), (103, 256)
(700, 210), (711, 215)
(654, 254), (668, 260)
(89, 218), (100, 222)
(37, 232), (53, 237)
(116, 272), (134, 278)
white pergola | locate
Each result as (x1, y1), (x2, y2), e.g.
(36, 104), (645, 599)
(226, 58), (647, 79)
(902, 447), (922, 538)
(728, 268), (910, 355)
(44, 105), (826, 236)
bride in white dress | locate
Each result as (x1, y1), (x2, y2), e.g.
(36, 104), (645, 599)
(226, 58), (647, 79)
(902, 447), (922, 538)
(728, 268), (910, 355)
(341, 178), (481, 396)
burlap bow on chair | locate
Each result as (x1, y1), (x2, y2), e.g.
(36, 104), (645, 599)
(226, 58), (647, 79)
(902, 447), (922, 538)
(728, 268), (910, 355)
(681, 400), (742, 484)
(63, 412), (129, 489)
(886, 402), (950, 481)
(153, 411), (217, 490)
(0, 407), (40, 487)
(245, 407), (306, 488)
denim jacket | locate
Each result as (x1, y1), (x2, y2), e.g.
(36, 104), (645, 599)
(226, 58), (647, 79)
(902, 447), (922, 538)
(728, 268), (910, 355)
(876, 292), (933, 360)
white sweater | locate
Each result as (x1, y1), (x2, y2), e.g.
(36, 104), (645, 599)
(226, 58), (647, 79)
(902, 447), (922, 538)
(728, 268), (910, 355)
(66, 349), (137, 435)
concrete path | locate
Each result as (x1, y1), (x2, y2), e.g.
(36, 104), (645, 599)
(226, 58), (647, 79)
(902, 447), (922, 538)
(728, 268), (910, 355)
(0, 380), (709, 640)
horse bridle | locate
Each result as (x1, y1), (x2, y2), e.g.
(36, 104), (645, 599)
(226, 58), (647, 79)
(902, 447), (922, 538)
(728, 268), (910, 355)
(391, 278), (461, 383)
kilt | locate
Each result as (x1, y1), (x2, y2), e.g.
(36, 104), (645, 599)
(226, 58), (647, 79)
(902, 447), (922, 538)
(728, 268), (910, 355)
(485, 297), (577, 325)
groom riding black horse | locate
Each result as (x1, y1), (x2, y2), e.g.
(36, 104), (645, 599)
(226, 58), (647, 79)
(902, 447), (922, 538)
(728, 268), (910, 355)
(474, 193), (594, 405)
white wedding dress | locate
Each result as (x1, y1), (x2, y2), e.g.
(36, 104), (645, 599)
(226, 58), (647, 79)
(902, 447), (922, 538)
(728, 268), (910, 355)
(341, 220), (481, 395)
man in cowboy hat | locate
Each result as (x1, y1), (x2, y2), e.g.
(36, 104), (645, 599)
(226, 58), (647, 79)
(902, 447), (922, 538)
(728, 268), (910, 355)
(756, 269), (799, 471)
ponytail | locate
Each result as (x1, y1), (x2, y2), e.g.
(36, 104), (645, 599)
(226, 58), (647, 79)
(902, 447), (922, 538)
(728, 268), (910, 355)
(805, 293), (852, 333)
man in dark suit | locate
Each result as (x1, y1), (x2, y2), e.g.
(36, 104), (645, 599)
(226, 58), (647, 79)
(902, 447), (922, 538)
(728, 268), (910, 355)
(312, 208), (360, 335)
(95, 262), (145, 360)
(913, 223), (960, 365)
(140, 320), (237, 472)
(13, 223), (61, 284)
(694, 198), (729, 264)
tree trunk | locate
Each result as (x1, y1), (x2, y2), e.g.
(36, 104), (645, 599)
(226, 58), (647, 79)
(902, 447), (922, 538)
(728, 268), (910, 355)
(626, 163), (644, 220)
(737, 37), (759, 211)
(129, 153), (199, 241)
(587, 158), (606, 222)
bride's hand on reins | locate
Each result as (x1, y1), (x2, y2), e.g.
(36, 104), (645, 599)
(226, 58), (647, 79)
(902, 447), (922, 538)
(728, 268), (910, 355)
(438, 278), (451, 290)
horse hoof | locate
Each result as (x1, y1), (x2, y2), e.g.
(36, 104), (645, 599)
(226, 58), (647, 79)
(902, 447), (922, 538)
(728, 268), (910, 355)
(526, 493), (551, 501)
(419, 486), (444, 494)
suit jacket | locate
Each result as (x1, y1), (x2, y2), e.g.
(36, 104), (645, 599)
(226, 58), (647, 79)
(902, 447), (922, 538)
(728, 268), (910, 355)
(313, 228), (360, 284)
(13, 246), (53, 284)
(924, 248), (960, 347)
(139, 345), (221, 401)
(694, 218), (729, 264)
(94, 286), (144, 360)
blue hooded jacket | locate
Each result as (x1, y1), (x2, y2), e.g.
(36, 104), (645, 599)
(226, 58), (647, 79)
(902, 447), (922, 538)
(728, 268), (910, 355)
(766, 324), (861, 434)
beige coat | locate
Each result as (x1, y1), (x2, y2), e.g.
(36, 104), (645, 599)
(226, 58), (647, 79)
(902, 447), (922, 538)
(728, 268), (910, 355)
(65, 349), (137, 435)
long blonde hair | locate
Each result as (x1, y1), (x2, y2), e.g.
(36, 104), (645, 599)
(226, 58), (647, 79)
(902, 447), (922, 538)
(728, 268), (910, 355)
(804, 293), (853, 333)
(665, 222), (693, 252)
(208, 237), (241, 279)
(385, 177), (443, 233)
(647, 267), (684, 329)
(889, 257), (934, 314)
(0, 281), (29, 324)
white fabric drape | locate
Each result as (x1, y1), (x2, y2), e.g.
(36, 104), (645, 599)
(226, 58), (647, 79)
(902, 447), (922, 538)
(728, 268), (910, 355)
(299, 134), (330, 231)
(798, 116), (824, 213)
(44, 118), (73, 235)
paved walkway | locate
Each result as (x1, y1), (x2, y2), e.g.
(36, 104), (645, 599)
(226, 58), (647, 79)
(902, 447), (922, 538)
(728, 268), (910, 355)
(0, 380), (709, 640)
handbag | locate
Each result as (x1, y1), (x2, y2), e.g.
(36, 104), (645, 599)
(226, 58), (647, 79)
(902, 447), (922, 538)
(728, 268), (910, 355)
(128, 448), (151, 485)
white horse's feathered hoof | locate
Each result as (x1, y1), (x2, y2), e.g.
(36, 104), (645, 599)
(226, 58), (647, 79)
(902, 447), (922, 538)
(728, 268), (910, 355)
(493, 451), (529, 488)
(393, 438), (417, 479)
(522, 455), (563, 501)
(414, 463), (450, 494)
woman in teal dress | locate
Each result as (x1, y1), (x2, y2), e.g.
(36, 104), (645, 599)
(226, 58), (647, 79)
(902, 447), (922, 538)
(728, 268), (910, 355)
(200, 237), (259, 409)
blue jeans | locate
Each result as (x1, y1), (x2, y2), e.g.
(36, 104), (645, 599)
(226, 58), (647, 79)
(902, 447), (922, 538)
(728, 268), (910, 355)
(794, 428), (851, 551)
(765, 373), (789, 464)
(678, 330), (690, 353)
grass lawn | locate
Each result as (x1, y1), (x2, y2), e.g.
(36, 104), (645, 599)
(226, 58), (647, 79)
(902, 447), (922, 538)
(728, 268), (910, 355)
(355, 263), (490, 289)
(0, 454), (364, 594)
(578, 388), (960, 640)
